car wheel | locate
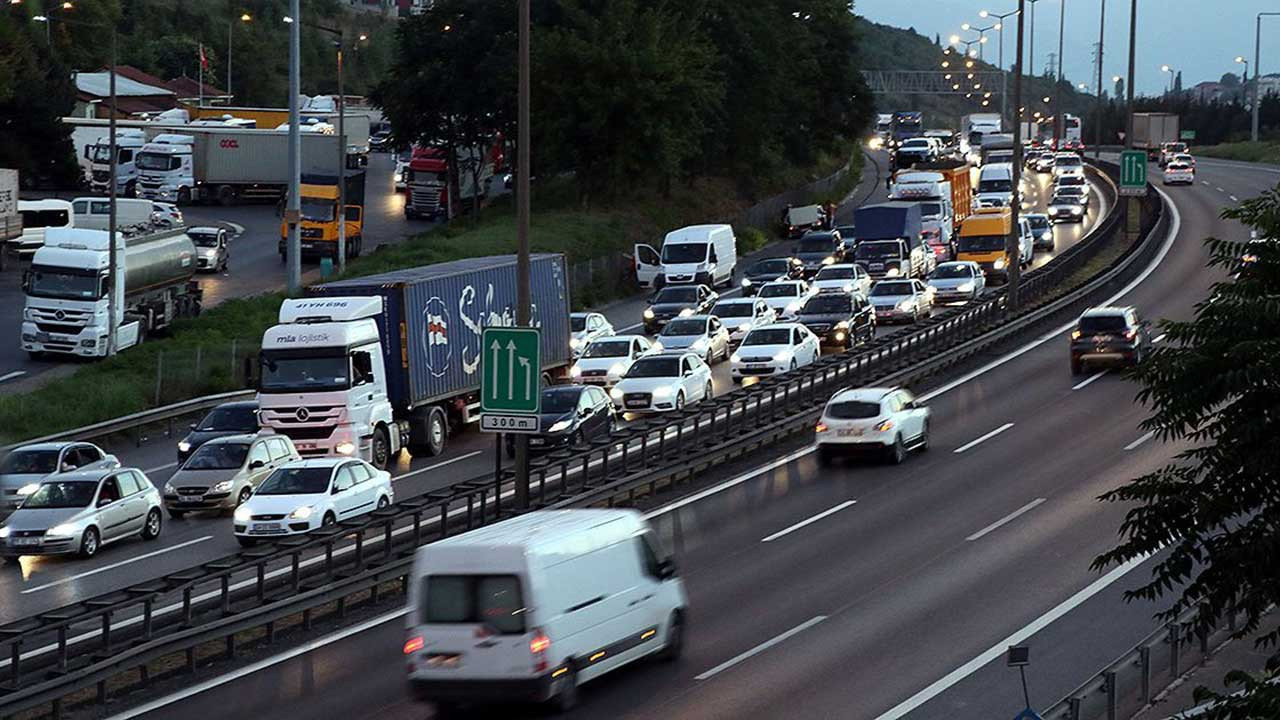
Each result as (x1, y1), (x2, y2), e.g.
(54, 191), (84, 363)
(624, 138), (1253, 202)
(322, 512), (337, 528)
(675, 392), (685, 411)
(79, 527), (100, 558)
(236, 487), (252, 507)
(571, 429), (585, 448)
(550, 665), (580, 712)
(657, 611), (685, 661)
(377, 495), (390, 510)
(888, 434), (906, 465)
(371, 426), (391, 470)
(141, 509), (162, 540)
(167, 509), (186, 520)
(817, 446), (834, 467)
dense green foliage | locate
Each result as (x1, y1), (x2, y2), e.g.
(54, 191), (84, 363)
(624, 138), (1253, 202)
(1195, 141), (1280, 166)
(1093, 187), (1280, 716)
(0, 12), (80, 187)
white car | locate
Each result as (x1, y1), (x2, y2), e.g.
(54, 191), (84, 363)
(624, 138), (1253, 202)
(1053, 174), (1090, 197)
(654, 315), (730, 363)
(569, 312), (615, 357)
(927, 261), (986, 303)
(1162, 161), (1194, 186)
(570, 335), (656, 387)
(810, 263), (872, 298)
(815, 387), (930, 465)
(233, 458), (393, 546)
(711, 297), (777, 346)
(610, 352), (713, 413)
(150, 201), (184, 227)
(868, 278), (936, 323)
(0, 441), (119, 517)
(756, 280), (813, 319)
(1051, 152), (1085, 179)
(730, 323), (820, 382)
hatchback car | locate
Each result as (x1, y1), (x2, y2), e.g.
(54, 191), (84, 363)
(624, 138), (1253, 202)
(740, 257), (804, 295)
(868, 279), (935, 323)
(810, 263), (872, 298)
(570, 335), (656, 387)
(163, 434), (300, 518)
(1053, 174), (1090, 197)
(794, 292), (875, 349)
(233, 458), (394, 546)
(815, 387), (930, 465)
(150, 201), (184, 228)
(178, 400), (261, 463)
(1033, 153), (1057, 173)
(506, 385), (616, 456)
(1052, 153), (1085, 179)
(712, 297), (777, 346)
(610, 353), (713, 413)
(1024, 213), (1054, 250)
(1047, 193), (1086, 223)
(0, 467), (163, 559)
(756, 280), (813, 318)
(730, 323), (821, 381)
(1162, 161), (1194, 186)
(188, 226), (230, 273)
(642, 284), (717, 334)
(655, 315), (730, 363)
(1069, 306), (1151, 374)
(0, 442), (118, 517)
(927, 261), (986, 303)
(569, 312), (615, 356)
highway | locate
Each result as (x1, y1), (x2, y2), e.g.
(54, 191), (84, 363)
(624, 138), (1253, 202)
(91, 156), (1277, 720)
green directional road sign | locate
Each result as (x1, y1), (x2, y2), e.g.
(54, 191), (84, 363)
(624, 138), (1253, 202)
(1119, 150), (1148, 197)
(481, 327), (541, 414)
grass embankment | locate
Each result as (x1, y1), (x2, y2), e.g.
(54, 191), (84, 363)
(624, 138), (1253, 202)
(1194, 141), (1280, 166)
(0, 149), (866, 444)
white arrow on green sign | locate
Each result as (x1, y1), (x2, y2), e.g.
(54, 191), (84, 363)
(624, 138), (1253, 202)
(481, 327), (541, 414)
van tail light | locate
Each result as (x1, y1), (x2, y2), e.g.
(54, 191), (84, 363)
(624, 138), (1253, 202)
(530, 628), (551, 672)
(403, 635), (425, 655)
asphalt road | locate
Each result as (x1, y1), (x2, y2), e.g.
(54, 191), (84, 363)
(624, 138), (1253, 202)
(0, 153), (1113, 624)
(94, 156), (1278, 720)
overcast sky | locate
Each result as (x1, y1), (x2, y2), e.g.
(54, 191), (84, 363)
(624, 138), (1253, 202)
(855, 0), (1275, 95)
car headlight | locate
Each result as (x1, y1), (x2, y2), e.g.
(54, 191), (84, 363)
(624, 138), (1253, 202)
(821, 256), (836, 265)
(842, 283), (854, 293)
(885, 267), (901, 278)
(570, 364), (582, 378)
(679, 308), (695, 317)
(610, 387), (624, 401)
(335, 441), (356, 455)
(178, 440), (191, 453)
(956, 282), (975, 293)
(653, 386), (672, 399)
(289, 506), (314, 520)
(210, 480), (233, 494)
(1041, 231), (1052, 240)
(651, 340), (664, 352)
(643, 309), (655, 319)
(1071, 206), (1082, 214)
(48, 523), (79, 537)
(569, 337), (580, 350)
(547, 419), (572, 434)
(690, 338), (709, 352)
(730, 353), (742, 364)
(741, 278), (752, 287)
(234, 505), (252, 522)
(993, 258), (1007, 270)
(16, 483), (40, 497)
(163, 482), (177, 496)
(773, 350), (793, 363)
(897, 299), (914, 311)
(835, 320), (850, 329)
(0, 527), (8, 539)
(608, 362), (627, 377)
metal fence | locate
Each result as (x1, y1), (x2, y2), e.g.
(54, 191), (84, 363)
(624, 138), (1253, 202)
(735, 159), (853, 230)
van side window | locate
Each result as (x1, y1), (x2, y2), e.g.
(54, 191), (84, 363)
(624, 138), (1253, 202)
(73, 200), (88, 214)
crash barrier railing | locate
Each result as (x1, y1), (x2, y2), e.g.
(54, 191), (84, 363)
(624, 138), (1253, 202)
(0, 161), (1148, 719)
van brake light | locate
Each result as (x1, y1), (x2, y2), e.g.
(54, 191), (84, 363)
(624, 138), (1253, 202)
(403, 635), (424, 655)
(530, 630), (551, 655)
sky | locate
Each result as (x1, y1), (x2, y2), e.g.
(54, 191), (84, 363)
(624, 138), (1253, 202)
(854, 0), (1277, 95)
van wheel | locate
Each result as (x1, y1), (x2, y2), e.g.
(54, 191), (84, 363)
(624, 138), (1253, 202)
(550, 666), (579, 712)
(658, 611), (685, 661)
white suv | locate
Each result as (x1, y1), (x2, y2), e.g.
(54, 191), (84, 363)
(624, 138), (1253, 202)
(815, 387), (931, 465)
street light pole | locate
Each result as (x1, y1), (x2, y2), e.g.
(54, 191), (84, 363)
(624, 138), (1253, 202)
(1053, 0), (1065, 147)
(1161, 65), (1176, 94)
(1094, 0), (1105, 159)
(1254, 13), (1280, 143)
(1125, 0), (1139, 242)
(1029, 0), (1040, 76)
(1008, 0), (1026, 311)
(285, 1), (302, 296)
(514, 0), (532, 510)
(107, 26), (118, 357)
(336, 38), (346, 274)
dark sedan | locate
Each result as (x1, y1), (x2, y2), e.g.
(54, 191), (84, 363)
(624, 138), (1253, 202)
(506, 385), (616, 456)
(793, 231), (845, 277)
(794, 291), (875, 349)
(177, 401), (260, 464)
(642, 284), (718, 334)
(740, 257), (804, 296)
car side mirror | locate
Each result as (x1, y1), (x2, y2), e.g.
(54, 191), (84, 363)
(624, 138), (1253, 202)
(332, 485), (343, 495)
(657, 558), (678, 580)
(249, 460), (265, 470)
(189, 423), (197, 431)
(578, 408), (591, 418)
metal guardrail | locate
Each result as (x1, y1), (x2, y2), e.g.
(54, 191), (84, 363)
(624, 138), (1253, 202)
(0, 161), (1149, 719)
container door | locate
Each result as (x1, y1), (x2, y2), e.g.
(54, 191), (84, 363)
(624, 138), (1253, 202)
(634, 243), (661, 288)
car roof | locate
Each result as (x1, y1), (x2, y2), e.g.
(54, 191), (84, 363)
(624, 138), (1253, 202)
(1023, 213), (1049, 219)
(188, 225), (223, 233)
(1080, 306), (1134, 318)
(278, 458), (350, 469)
(828, 387), (901, 403)
(935, 260), (977, 268)
(45, 467), (115, 483)
(762, 279), (804, 287)
(714, 297), (757, 305)
(664, 314), (711, 325)
(11, 441), (80, 452)
(593, 334), (647, 342)
(817, 263), (859, 270)
(199, 434), (261, 446)
(569, 311), (600, 318)
(754, 322), (805, 331)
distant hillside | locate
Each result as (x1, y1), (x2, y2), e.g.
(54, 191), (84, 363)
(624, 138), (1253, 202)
(853, 17), (1099, 132)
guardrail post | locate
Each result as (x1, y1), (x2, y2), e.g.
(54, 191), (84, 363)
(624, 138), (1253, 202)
(291, 552), (301, 593)
(1139, 645), (1152, 701)
(256, 563), (266, 603)
(186, 647), (195, 674)
(142, 597), (154, 641)
(183, 587), (193, 626)
(9, 639), (19, 686)
(220, 575), (230, 616)
(1105, 670), (1118, 720)
(1068, 696), (1082, 720)
(57, 626), (67, 672)
(325, 539), (335, 579)
(384, 519), (393, 560)
(100, 611), (112, 654)
(437, 504), (448, 540)
(355, 529), (365, 567)
(1169, 623), (1181, 676)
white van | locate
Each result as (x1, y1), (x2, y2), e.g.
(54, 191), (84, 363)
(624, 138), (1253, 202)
(71, 197), (154, 233)
(15, 199), (74, 260)
(975, 163), (1015, 208)
(634, 224), (737, 289)
(404, 509), (688, 711)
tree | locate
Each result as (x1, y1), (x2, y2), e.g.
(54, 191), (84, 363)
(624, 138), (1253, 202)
(1174, 70), (1183, 92)
(1114, 76), (1125, 100)
(0, 13), (79, 188)
(1094, 187), (1280, 718)
(1220, 72), (1240, 87)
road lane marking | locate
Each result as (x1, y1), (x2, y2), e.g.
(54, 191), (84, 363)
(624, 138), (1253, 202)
(618, 322), (644, 332)
(966, 498), (1046, 541)
(1216, 187), (1225, 193)
(1201, 181), (1210, 186)
(21, 536), (214, 594)
(1229, 195), (1239, 203)
(1124, 431), (1156, 451)
(1153, 333), (1166, 343)
(394, 450), (484, 482)
(872, 552), (1153, 720)
(145, 461), (179, 474)
(761, 501), (856, 543)
(953, 423), (1014, 454)
(0, 371), (25, 384)
(225, 221), (245, 237)
(644, 446), (816, 519)
(1071, 371), (1106, 390)
(694, 615), (827, 681)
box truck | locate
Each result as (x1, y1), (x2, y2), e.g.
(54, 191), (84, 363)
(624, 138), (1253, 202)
(851, 203), (929, 279)
(1131, 113), (1180, 159)
(256, 254), (573, 468)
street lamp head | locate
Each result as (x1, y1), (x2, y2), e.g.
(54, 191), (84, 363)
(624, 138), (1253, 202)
(60, 1), (72, 8)
(32, 14), (47, 21)
(1078, 83), (1087, 89)
(1112, 75), (1122, 82)
(1161, 64), (1170, 72)
(980, 36), (988, 43)
(968, 51), (977, 59)
(1042, 96), (1051, 103)
(358, 33), (368, 41)
(962, 23), (971, 30)
(283, 15), (294, 23)
(949, 34), (961, 44)
(994, 23), (1002, 30)
(941, 60), (950, 68)
(1235, 56), (1245, 64)
(241, 12), (251, 22)
(979, 10), (990, 17)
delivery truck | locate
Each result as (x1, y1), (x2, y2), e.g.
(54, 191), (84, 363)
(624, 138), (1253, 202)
(851, 202), (929, 279)
(895, 159), (972, 229)
(277, 170), (367, 262)
(21, 225), (200, 359)
(256, 254), (572, 468)
(1131, 113), (1180, 159)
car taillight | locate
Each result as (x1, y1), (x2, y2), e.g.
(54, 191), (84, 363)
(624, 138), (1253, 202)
(1124, 328), (1137, 340)
(815, 422), (828, 433)
(530, 628), (551, 672)
(404, 635), (424, 655)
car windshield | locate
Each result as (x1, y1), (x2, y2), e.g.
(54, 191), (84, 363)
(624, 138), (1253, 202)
(796, 236), (833, 253)
(25, 265), (101, 301)
(1025, 216), (1050, 230)
(802, 295), (851, 313)
(826, 401), (882, 419)
(958, 234), (1006, 252)
(541, 389), (581, 414)
(855, 242), (901, 260)
(1057, 176), (1084, 186)
(750, 259), (790, 275)
(815, 266), (854, 280)
(1168, 163), (1190, 171)
(712, 302), (752, 318)
(662, 319), (706, 336)
(184, 442), (249, 471)
(742, 328), (792, 346)
(660, 243), (707, 264)
(1056, 157), (1082, 167)
(653, 287), (698, 304)
(196, 406), (258, 432)
(255, 467), (331, 495)
(1057, 187), (1084, 196)
(1078, 315), (1130, 335)
(260, 351), (350, 392)
(759, 284), (798, 298)
(626, 357), (680, 378)
(21, 481), (98, 509)
(1051, 195), (1077, 205)
(978, 178), (1012, 193)
(582, 340), (629, 358)
(0, 449), (60, 475)
(932, 264), (972, 279)
(190, 231), (220, 247)
(871, 282), (913, 297)
(569, 316), (587, 332)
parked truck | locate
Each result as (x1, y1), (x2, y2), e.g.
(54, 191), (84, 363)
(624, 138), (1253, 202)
(277, 171), (366, 262)
(85, 129), (148, 196)
(1131, 113), (1180, 159)
(21, 225), (201, 359)
(0, 169), (18, 271)
(256, 254), (572, 468)
(851, 202), (929, 279)
(403, 144), (500, 221)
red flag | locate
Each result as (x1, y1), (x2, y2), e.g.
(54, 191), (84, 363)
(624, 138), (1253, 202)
(199, 43), (209, 70)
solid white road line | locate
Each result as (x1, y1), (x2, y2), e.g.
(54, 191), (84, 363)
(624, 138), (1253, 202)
(1201, 181), (1210, 186)
(617, 322), (644, 332)
(644, 446), (816, 519)
(144, 461), (179, 474)
(953, 423), (1014, 454)
(760, 501), (856, 543)
(694, 615), (827, 681)
(21, 536), (213, 594)
(0, 370), (26, 384)
(394, 450), (484, 482)
(102, 607), (408, 720)
(965, 498), (1046, 541)
(1071, 371), (1106, 390)
(872, 553), (1152, 720)
(226, 221), (246, 237)
(1124, 430), (1156, 451)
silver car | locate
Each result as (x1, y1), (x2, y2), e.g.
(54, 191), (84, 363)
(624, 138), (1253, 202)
(189, 226), (230, 273)
(163, 434), (300, 518)
(927, 261), (986, 303)
(0, 442), (119, 518)
(653, 315), (731, 362)
(0, 467), (163, 559)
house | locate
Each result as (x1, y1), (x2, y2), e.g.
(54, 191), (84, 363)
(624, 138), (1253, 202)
(1192, 81), (1226, 103)
(1258, 74), (1280, 99)
(72, 68), (174, 118)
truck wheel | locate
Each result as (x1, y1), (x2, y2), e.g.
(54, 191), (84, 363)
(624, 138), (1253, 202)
(371, 426), (391, 470)
(407, 406), (447, 457)
(125, 180), (137, 198)
(216, 185), (236, 206)
(177, 187), (192, 205)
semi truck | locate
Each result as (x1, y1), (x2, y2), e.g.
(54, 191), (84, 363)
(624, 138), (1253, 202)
(403, 144), (500, 221)
(0, 169), (17, 271)
(1131, 113), (1180, 159)
(851, 202), (929, 279)
(277, 171), (367, 262)
(84, 129), (148, 196)
(961, 113), (1003, 158)
(20, 225), (200, 359)
(134, 129), (342, 205)
(256, 254), (572, 468)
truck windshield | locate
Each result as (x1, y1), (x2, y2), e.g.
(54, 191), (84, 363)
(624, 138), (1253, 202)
(978, 178), (1012, 193)
(25, 265), (101, 300)
(19, 209), (69, 229)
(660, 243), (707, 264)
(855, 242), (901, 260)
(136, 153), (179, 171)
(90, 145), (114, 162)
(919, 203), (942, 217)
(300, 198), (336, 222)
(259, 350), (350, 392)
(958, 235), (1006, 252)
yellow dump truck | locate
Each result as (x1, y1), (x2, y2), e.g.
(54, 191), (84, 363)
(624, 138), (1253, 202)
(278, 172), (365, 262)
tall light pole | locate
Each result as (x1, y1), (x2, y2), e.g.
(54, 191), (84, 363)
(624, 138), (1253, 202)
(1008, 0), (1026, 311)
(1236, 56), (1250, 106)
(1161, 64), (1176, 94)
(1052, 0), (1065, 147)
(1254, 13), (1280, 143)
(1093, 0), (1105, 158)
(228, 12), (250, 99)
(514, 0), (532, 510)
(1124, 0), (1139, 243)
(981, 8), (1019, 69)
(1029, 0), (1042, 76)
(285, 6), (301, 296)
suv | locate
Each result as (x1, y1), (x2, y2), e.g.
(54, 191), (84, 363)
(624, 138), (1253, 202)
(1069, 306), (1151, 374)
(815, 387), (931, 465)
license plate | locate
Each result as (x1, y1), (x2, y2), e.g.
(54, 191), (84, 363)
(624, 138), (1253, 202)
(36, 332), (50, 343)
(301, 242), (314, 250)
(746, 364), (770, 370)
(250, 523), (282, 533)
(626, 400), (648, 409)
(530, 438), (545, 446)
(870, 264), (884, 270)
(179, 497), (203, 504)
(837, 428), (863, 436)
(12, 538), (40, 547)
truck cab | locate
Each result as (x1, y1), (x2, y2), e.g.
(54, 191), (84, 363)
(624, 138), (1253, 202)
(136, 135), (197, 205)
(87, 129), (147, 197)
(278, 177), (365, 262)
(889, 177), (955, 261)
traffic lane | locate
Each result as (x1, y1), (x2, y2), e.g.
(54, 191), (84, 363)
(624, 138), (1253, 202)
(0, 266), (65, 385)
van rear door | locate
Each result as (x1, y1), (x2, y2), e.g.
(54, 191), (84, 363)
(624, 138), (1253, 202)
(413, 574), (536, 679)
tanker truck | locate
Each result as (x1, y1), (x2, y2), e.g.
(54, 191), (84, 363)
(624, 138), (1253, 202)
(20, 226), (201, 359)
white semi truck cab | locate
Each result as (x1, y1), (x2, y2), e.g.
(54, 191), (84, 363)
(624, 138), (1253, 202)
(136, 134), (196, 204)
(87, 129), (147, 196)
(257, 297), (400, 468)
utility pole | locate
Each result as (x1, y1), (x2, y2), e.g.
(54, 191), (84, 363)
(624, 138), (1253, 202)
(336, 38), (346, 273)
(1255, 13), (1280, 143)
(1029, 0), (1040, 79)
(107, 27), (119, 357)
(1008, 0), (1026, 311)
(286, 0), (302, 296)
(1125, 0), (1140, 242)
(1094, 0), (1105, 159)
(1053, 0), (1065, 147)
(513, 0), (532, 510)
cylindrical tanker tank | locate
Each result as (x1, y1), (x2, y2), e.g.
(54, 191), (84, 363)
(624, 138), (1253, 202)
(122, 228), (197, 299)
